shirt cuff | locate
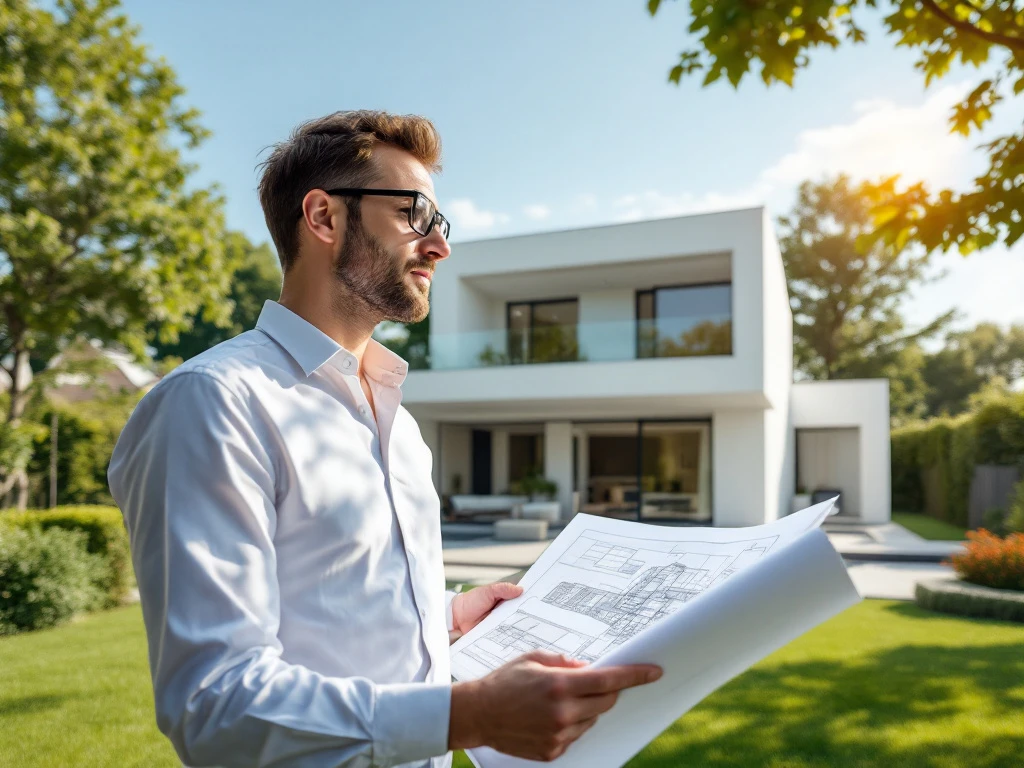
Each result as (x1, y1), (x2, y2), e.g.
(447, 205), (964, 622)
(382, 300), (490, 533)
(445, 590), (459, 633)
(372, 681), (452, 766)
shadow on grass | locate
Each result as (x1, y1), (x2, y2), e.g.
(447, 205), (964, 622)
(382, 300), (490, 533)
(628, 642), (1024, 768)
(882, 600), (1024, 625)
(0, 694), (74, 717)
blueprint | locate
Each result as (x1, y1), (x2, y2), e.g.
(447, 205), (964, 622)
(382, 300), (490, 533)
(452, 530), (780, 678)
(451, 498), (863, 768)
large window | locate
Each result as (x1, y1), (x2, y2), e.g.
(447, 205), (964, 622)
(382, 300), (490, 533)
(636, 283), (732, 358)
(507, 299), (580, 364)
(577, 420), (712, 523)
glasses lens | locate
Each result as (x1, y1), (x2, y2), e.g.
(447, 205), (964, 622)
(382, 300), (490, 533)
(412, 194), (433, 235)
(438, 216), (450, 239)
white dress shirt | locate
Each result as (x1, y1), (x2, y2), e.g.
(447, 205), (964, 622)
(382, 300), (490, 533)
(108, 300), (458, 768)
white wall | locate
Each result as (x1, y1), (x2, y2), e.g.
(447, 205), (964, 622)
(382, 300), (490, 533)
(439, 424), (471, 496)
(711, 410), (768, 526)
(491, 429), (510, 494)
(544, 421), (575, 521)
(790, 380), (891, 523)
(761, 210), (795, 522)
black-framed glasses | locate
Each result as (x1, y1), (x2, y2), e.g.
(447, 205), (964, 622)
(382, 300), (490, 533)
(322, 188), (451, 240)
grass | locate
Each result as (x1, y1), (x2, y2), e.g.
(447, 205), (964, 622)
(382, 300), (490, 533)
(2, 602), (1023, 768)
(892, 511), (968, 541)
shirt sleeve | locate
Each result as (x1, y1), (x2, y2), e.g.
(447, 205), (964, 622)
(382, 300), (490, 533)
(108, 371), (450, 768)
(444, 590), (459, 633)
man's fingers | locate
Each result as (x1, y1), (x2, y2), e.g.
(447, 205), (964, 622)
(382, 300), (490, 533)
(566, 664), (663, 696)
(557, 715), (599, 746)
(490, 582), (523, 602)
(522, 649), (588, 669)
(572, 691), (620, 720)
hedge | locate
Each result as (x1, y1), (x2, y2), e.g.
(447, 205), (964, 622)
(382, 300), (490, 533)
(915, 578), (1024, 623)
(892, 392), (1024, 528)
(0, 505), (132, 607)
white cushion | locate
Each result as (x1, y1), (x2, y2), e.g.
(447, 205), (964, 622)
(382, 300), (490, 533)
(494, 519), (548, 541)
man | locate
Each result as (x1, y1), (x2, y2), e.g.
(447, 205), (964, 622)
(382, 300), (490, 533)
(108, 110), (661, 768)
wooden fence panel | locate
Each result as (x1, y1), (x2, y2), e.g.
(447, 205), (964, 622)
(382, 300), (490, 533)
(968, 464), (1021, 529)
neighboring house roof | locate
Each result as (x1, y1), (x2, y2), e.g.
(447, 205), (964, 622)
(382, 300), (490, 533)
(0, 340), (161, 403)
(47, 340), (160, 403)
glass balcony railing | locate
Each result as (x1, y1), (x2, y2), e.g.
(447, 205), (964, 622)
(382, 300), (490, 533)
(393, 316), (732, 371)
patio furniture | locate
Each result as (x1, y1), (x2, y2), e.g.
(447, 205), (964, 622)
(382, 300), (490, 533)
(520, 501), (561, 523)
(448, 494), (528, 519)
(494, 518), (549, 541)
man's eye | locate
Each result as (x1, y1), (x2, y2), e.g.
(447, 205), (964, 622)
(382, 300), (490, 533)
(399, 207), (411, 214)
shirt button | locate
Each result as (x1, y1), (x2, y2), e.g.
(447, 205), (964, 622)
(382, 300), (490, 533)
(419, 608), (427, 619)
(342, 358), (354, 371)
(358, 405), (368, 416)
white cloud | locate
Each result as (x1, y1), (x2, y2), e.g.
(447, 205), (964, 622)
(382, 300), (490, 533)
(760, 83), (976, 193)
(611, 190), (763, 223)
(602, 82), (987, 223)
(523, 204), (551, 221)
(446, 198), (510, 232)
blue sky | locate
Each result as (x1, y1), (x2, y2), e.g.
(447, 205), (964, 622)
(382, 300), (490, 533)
(121, 0), (1023, 331)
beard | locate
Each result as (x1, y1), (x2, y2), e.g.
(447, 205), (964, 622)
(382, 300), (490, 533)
(333, 215), (431, 323)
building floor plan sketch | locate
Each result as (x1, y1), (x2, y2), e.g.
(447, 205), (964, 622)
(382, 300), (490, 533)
(452, 529), (779, 678)
(456, 498), (863, 768)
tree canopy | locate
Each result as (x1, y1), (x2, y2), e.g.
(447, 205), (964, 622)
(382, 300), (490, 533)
(0, 0), (234, 504)
(778, 175), (952, 419)
(648, 0), (1024, 254)
(150, 233), (281, 363)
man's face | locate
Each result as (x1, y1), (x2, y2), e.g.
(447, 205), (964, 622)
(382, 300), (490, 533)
(332, 145), (450, 324)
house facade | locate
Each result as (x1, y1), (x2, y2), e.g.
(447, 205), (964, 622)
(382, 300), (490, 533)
(402, 208), (891, 526)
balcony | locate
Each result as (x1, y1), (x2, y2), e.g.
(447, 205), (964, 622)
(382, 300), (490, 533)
(406, 315), (732, 371)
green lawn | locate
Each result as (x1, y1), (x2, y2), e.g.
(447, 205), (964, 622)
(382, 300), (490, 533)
(2, 602), (1022, 768)
(891, 512), (968, 541)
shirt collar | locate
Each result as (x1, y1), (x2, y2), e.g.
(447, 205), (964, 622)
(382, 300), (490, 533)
(254, 300), (409, 387)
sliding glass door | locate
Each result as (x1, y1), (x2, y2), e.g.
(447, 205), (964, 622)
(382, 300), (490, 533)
(577, 419), (711, 524)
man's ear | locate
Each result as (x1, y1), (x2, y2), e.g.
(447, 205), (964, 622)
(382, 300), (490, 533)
(300, 189), (345, 249)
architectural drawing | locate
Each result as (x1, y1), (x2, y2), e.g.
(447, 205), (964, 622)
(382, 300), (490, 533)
(452, 527), (781, 675)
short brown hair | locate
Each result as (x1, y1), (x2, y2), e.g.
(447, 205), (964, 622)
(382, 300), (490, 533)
(257, 110), (443, 271)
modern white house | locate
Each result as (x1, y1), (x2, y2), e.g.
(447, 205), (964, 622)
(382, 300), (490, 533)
(401, 208), (891, 527)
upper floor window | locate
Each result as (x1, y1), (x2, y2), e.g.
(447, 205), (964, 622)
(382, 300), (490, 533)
(507, 299), (580, 364)
(636, 283), (732, 358)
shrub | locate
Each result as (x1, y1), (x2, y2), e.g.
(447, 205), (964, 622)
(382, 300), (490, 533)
(0, 524), (106, 635)
(0, 506), (132, 607)
(982, 507), (1008, 537)
(949, 530), (1024, 592)
(915, 579), (1024, 623)
(891, 391), (1024, 529)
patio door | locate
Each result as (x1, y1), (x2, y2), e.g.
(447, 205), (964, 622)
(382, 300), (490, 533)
(578, 419), (712, 523)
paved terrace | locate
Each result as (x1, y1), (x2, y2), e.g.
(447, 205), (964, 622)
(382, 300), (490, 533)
(441, 519), (964, 600)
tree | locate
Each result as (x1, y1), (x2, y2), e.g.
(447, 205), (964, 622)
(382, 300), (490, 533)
(150, 234), (282, 362)
(922, 321), (1024, 415)
(778, 175), (951, 419)
(0, 0), (235, 507)
(648, 0), (1024, 254)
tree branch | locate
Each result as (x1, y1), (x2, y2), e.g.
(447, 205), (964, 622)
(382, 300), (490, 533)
(919, 0), (1024, 52)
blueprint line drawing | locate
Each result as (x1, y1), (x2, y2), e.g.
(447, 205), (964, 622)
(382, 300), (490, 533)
(452, 527), (780, 674)
(456, 498), (858, 768)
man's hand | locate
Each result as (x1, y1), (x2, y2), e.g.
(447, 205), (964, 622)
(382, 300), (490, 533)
(450, 582), (523, 642)
(448, 650), (663, 762)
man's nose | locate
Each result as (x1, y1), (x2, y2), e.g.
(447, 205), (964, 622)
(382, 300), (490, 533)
(422, 226), (451, 262)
